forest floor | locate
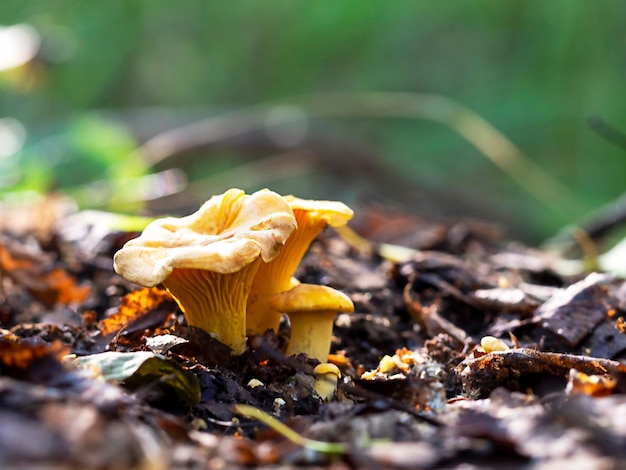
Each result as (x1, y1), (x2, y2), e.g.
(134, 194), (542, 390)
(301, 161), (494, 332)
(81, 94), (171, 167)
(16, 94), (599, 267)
(1, 198), (626, 469)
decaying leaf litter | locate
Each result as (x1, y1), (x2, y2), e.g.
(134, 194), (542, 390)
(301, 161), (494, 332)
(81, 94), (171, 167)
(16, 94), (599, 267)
(2, 195), (626, 469)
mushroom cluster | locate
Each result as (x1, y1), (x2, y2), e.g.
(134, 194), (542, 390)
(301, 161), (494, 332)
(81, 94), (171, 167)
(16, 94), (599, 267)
(113, 188), (354, 360)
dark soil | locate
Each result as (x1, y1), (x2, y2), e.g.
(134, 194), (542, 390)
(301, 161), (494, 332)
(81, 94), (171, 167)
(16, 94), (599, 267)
(1, 203), (626, 469)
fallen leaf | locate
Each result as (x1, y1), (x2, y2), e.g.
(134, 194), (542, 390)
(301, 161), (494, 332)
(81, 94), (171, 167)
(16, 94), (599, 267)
(532, 272), (615, 346)
(73, 351), (201, 408)
(565, 369), (616, 397)
(471, 287), (540, 314)
(99, 287), (176, 336)
(0, 240), (90, 307)
(0, 338), (69, 384)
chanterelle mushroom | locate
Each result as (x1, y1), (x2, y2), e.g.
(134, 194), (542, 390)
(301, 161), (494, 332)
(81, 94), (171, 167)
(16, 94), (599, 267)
(313, 363), (341, 401)
(270, 283), (354, 362)
(113, 188), (296, 355)
(246, 196), (353, 335)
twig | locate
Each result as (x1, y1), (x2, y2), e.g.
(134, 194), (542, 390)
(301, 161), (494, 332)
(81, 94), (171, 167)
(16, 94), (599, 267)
(588, 116), (626, 152)
(136, 92), (579, 216)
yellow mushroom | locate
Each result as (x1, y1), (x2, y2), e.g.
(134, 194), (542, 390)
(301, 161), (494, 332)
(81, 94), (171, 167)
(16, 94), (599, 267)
(269, 283), (354, 362)
(480, 336), (510, 353)
(313, 363), (341, 401)
(113, 188), (296, 355)
(246, 196), (353, 335)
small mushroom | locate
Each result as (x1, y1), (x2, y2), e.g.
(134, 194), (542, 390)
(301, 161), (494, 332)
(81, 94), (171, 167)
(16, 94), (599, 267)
(480, 336), (510, 353)
(246, 196), (353, 335)
(113, 188), (296, 355)
(269, 283), (354, 361)
(313, 363), (341, 401)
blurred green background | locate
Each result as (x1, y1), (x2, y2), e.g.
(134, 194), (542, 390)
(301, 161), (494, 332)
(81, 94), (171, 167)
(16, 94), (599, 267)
(1, 1), (625, 243)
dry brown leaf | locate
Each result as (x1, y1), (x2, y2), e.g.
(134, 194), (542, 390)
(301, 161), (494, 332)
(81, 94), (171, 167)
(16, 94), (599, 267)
(0, 242), (90, 306)
(0, 338), (69, 384)
(532, 272), (614, 347)
(566, 369), (617, 397)
(0, 194), (73, 240)
(39, 268), (90, 305)
(99, 287), (175, 336)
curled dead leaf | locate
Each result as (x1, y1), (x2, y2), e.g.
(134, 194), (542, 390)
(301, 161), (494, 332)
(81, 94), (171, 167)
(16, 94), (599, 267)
(0, 241), (90, 307)
(98, 287), (176, 337)
(566, 369), (617, 397)
(0, 338), (69, 384)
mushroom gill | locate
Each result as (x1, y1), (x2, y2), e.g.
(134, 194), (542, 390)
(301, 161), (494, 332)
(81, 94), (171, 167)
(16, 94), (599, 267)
(113, 188), (296, 355)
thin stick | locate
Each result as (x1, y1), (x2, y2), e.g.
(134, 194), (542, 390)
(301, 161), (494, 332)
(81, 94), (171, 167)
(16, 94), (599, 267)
(137, 92), (579, 215)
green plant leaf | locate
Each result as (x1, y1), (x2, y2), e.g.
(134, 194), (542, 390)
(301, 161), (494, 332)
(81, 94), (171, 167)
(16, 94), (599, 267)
(73, 351), (200, 407)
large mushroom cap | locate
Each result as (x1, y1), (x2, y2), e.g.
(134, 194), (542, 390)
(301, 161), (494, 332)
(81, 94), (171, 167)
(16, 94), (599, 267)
(283, 196), (353, 228)
(114, 188), (297, 287)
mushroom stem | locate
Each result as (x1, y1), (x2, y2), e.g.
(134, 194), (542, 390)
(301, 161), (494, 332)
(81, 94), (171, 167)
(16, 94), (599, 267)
(313, 363), (341, 401)
(270, 283), (353, 362)
(246, 214), (327, 334)
(163, 258), (261, 355)
(267, 212), (327, 285)
(286, 310), (337, 362)
(246, 276), (300, 335)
